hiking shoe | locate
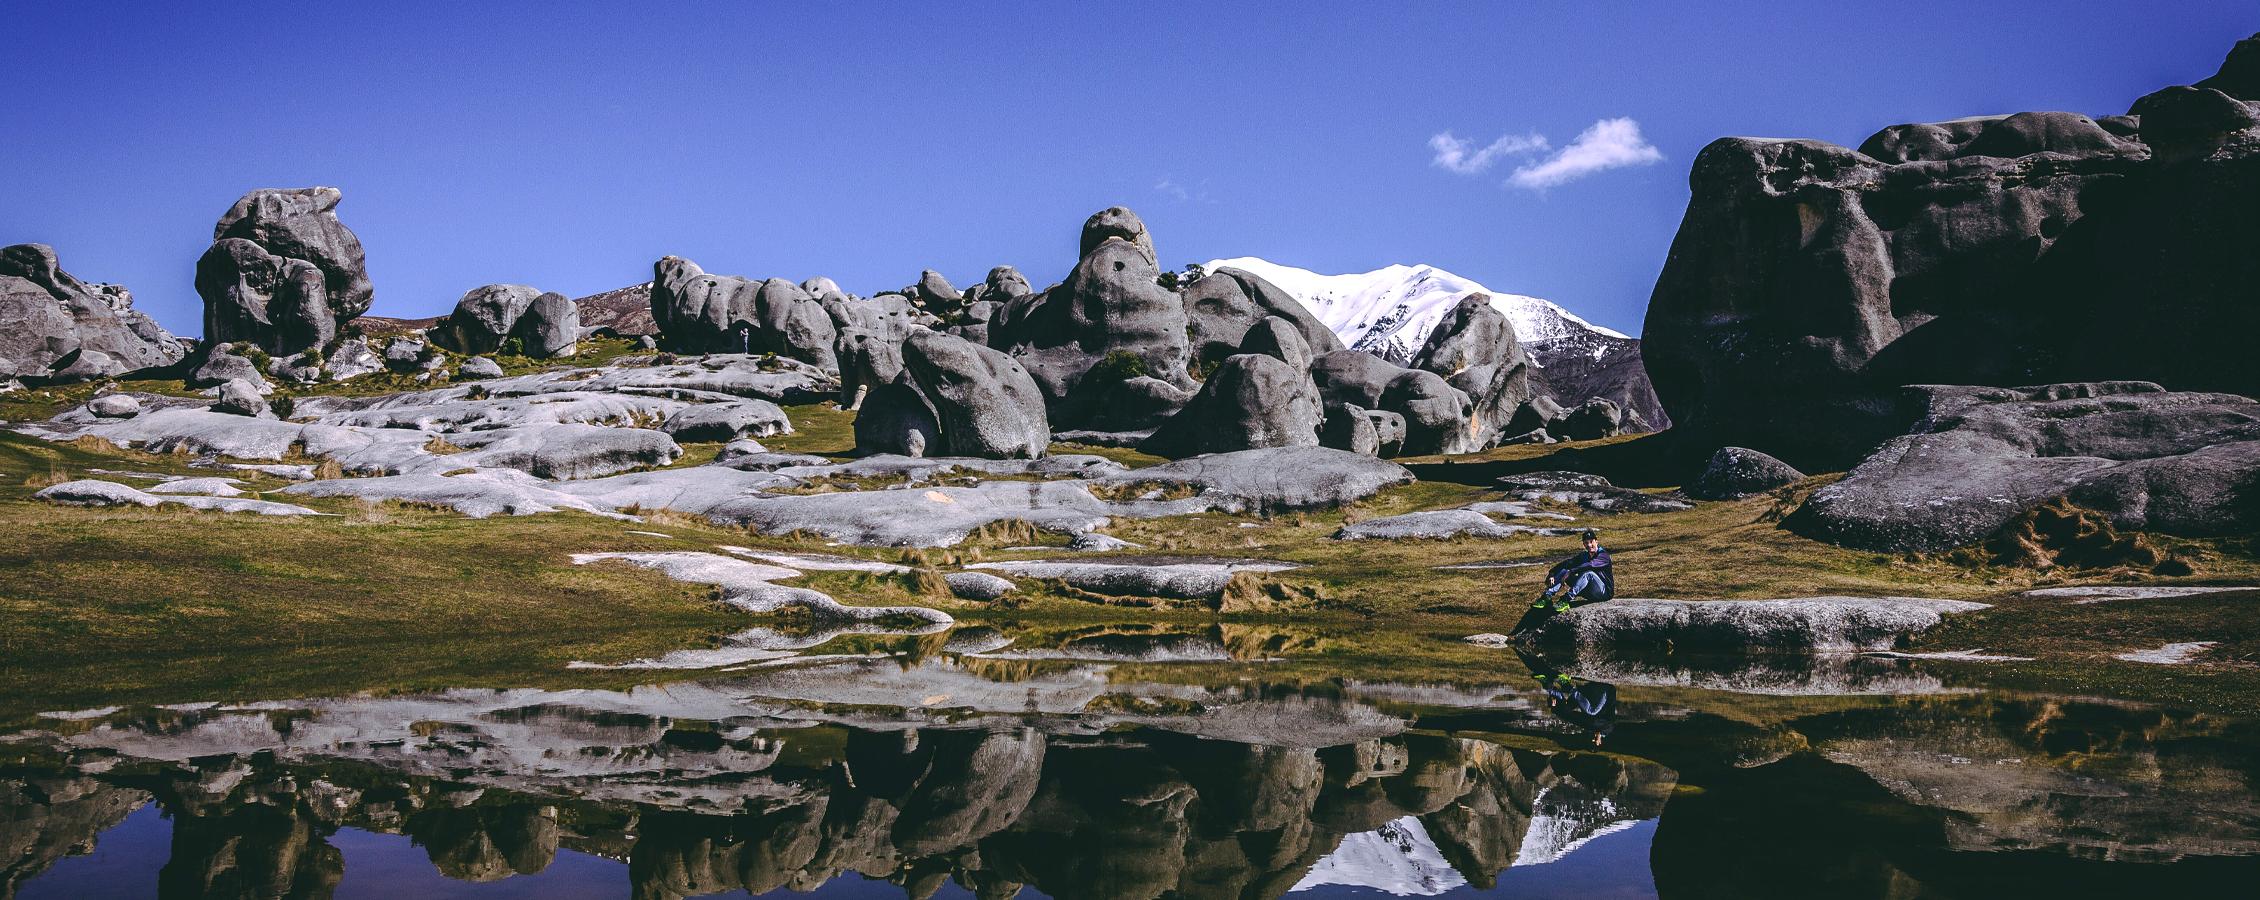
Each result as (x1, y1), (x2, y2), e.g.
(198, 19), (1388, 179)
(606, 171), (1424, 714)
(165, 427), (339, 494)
(1531, 594), (1555, 609)
(1550, 598), (1572, 614)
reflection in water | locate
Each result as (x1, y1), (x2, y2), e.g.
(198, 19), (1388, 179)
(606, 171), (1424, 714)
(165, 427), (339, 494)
(3, 628), (2259, 898)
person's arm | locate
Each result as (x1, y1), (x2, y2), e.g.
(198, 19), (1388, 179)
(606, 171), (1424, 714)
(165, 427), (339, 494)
(1548, 555), (1574, 583)
(1589, 548), (1612, 570)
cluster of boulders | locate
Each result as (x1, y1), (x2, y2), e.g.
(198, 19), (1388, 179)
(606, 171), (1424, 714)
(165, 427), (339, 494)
(429, 284), (578, 358)
(1, 243), (186, 384)
(633, 205), (1594, 462)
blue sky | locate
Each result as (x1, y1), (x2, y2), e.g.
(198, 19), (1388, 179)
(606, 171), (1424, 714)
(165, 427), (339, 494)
(3, 2), (2249, 337)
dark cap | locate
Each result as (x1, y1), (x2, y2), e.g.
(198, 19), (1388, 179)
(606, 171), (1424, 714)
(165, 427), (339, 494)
(1581, 529), (1599, 541)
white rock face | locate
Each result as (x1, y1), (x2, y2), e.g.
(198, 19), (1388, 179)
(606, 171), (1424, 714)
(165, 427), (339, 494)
(1202, 257), (1626, 364)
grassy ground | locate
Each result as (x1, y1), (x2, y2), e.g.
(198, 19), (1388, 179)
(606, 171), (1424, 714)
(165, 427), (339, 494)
(5, 381), (2258, 718)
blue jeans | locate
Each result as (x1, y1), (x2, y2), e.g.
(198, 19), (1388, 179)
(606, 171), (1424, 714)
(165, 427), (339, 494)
(1558, 571), (1608, 602)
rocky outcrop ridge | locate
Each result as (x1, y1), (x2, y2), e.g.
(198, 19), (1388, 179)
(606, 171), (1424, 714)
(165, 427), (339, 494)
(1643, 35), (2260, 469)
(0, 243), (186, 382)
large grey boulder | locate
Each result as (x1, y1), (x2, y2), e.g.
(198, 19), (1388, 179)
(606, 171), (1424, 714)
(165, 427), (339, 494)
(650, 256), (838, 371)
(87, 394), (141, 418)
(1643, 36), (2260, 469)
(988, 207), (1194, 426)
(188, 348), (269, 391)
(1319, 402), (1406, 458)
(195, 187), (373, 356)
(1099, 446), (1413, 512)
(1688, 447), (1806, 500)
(1520, 597), (1990, 654)
(1555, 398), (1625, 442)
(431, 285), (577, 359)
(1079, 205), (1156, 262)
(432, 284), (541, 355)
(1309, 350), (1475, 456)
(457, 357), (505, 379)
(325, 337), (384, 381)
(211, 378), (268, 417)
(517, 292), (580, 359)
(857, 330), (1051, 458)
(910, 269), (964, 315)
(0, 244), (186, 382)
(1181, 267), (1344, 371)
(1141, 352), (1321, 458)
(1409, 294), (1538, 452)
(661, 400), (792, 443)
(1787, 382), (2260, 551)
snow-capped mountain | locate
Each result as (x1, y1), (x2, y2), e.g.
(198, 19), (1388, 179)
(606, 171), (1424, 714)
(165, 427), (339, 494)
(1513, 786), (1642, 867)
(1200, 257), (1628, 366)
(1204, 256), (1670, 431)
(1292, 816), (1468, 896)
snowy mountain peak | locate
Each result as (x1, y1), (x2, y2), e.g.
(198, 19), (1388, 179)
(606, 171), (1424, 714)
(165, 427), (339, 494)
(1200, 256), (1628, 366)
(1293, 816), (1468, 896)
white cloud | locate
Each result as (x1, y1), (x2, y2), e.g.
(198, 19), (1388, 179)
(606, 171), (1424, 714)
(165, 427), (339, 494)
(1154, 176), (1190, 201)
(1428, 130), (1548, 174)
(1506, 117), (1663, 190)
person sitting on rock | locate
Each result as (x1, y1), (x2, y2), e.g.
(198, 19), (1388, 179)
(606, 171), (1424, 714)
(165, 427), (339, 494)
(1533, 529), (1613, 613)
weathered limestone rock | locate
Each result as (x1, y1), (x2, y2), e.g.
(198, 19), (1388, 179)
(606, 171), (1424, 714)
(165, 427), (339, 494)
(195, 187), (372, 356)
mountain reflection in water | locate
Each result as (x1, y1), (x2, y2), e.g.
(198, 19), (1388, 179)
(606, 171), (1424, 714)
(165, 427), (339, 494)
(4, 630), (2259, 898)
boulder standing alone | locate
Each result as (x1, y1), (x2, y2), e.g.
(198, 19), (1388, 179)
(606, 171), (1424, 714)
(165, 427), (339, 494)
(195, 187), (373, 356)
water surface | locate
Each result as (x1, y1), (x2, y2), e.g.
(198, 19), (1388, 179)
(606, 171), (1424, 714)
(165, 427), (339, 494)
(5, 625), (2256, 898)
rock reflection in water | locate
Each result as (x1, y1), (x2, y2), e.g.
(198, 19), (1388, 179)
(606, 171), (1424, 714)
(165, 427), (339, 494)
(4, 651), (2260, 898)
(2, 721), (1663, 899)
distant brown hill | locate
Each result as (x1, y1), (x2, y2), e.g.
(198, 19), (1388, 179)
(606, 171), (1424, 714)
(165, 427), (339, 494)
(347, 282), (655, 340)
(573, 282), (655, 335)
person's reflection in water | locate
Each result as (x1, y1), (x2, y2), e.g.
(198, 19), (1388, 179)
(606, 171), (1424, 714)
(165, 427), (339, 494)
(1522, 654), (1618, 746)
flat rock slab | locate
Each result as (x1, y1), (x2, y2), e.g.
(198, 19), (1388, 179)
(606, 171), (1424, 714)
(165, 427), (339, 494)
(1522, 596), (1991, 654)
(1099, 446), (1412, 512)
(2115, 642), (2218, 665)
(568, 551), (952, 669)
(142, 477), (248, 497)
(1334, 509), (1572, 541)
(2022, 585), (2256, 603)
(1493, 472), (1694, 514)
(721, 546), (910, 573)
(776, 453), (1128, 485)
(708, 480), (1114, 548)
(285, 470), (633, 519)
(967, 556), (1298, 600)
(944, 571), (1017, 601)
(1534, 648), (1967, 696)
(36, 479), (324, 516)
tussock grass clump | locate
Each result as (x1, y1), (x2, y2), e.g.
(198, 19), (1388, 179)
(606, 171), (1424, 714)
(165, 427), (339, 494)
(23, 467), (70, 489)
(1949, 498), (2182, 574)
(967, 518), (1044, 547)
(312, 458), (346, 480)
(423, 434), (468, 455)
(1218, 572), (1327, 613)
(904, 568), (952, 598)
(64, 435), (123, 455)
(1084, 480), (1201, 502)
